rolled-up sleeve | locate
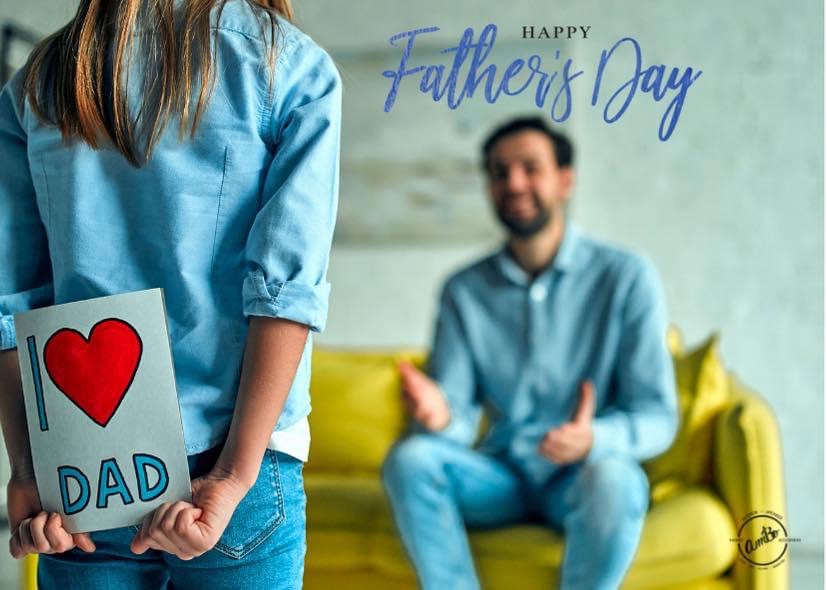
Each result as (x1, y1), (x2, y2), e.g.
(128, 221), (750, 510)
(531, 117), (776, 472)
(586, 257), (679, 463)
(0, 70), (53, 350)
(242, 37), (342, 332)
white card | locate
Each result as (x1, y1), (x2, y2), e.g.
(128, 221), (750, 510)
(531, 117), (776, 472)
(14, 289), (191, 533)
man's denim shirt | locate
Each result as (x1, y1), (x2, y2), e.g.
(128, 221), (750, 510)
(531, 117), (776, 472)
(425, 224), (679, 487)
(0, 2), (342, 454)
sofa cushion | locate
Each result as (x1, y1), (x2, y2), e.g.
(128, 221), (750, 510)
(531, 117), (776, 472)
(625, 486), (737, 587)
(644, 334), (731, 497)
(306, 529), (376, 571)
(308, 349), (425, 472)
(306, 473), (388, 529)
(305, 472), (737, 588)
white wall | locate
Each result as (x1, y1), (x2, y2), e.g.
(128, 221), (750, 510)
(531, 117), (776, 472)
(1, 0), (822, 560)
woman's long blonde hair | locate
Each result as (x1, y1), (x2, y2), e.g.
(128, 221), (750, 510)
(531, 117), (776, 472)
(22, 0), (293, 167)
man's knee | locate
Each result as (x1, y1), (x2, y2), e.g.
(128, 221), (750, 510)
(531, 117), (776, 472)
(381, 434), (451, 492)
(575, 456), (650, 519)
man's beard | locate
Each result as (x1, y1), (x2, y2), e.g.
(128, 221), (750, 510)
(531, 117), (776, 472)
(496, 192), (551, 238)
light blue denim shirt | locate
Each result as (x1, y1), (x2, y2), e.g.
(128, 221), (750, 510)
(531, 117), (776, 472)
(426, 224), (679, 487)
(0, 2), (341, 454)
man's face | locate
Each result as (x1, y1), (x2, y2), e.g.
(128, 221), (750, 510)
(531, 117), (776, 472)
(485, 130), (574, 238)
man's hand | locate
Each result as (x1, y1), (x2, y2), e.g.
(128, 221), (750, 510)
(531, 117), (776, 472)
(130, 467), (250, 560)
(538, 381), (596, 465)
(398, 361), (451, 432)
(7, 475), (96, 558)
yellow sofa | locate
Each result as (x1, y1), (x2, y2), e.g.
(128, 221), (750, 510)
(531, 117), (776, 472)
(303, 337), (789, 590)
(21, 335), (790, 590)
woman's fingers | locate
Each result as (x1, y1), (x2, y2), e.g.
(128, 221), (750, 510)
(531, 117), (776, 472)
(43, 513), (74, 553)
(147, 503), (184, 555)
(159, 502), (199, 559)
(72, 532), (97, 553)
(131, 509), (159, 554)
(135, 501), (206, 560)
(9, 530), (23, 559)
(7, 512), (87, 558)
(173, 507), (208, 558)
(16, 517), (35, 555)
(160, 502), (188, 536)
(28, 512), (52, 553)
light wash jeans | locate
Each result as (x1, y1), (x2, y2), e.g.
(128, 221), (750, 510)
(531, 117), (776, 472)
(38, 447), (306, 589)
(382, 434), (650, 590)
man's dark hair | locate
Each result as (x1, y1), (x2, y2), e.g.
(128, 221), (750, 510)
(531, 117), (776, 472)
(481, 116), (574, 171)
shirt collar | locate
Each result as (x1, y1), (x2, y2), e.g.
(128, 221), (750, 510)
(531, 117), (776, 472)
(494, 222), (582, 287)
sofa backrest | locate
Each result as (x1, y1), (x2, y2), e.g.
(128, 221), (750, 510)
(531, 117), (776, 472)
(307, 336), (734, 492)
(306, 348), (426, 473)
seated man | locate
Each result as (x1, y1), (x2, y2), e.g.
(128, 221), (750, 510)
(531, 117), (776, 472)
(382, 116), (679, 590)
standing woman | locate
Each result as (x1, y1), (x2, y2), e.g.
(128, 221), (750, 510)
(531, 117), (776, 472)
(0, 0), (340, 587)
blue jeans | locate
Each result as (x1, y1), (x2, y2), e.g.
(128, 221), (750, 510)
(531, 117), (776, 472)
(38, 447), (306, 589)
(382, 434), (649, 590)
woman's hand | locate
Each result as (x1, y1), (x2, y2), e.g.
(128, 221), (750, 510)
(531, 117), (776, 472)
(130, 467), (251, 560)
(7, 476), (96, 558)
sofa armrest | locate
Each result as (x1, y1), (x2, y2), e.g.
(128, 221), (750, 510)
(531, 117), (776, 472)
(713, 375), (789, 590)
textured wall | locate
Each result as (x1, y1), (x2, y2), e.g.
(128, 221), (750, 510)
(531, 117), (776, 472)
(307, 0), (825, 558)
(1, 0), (822, 562)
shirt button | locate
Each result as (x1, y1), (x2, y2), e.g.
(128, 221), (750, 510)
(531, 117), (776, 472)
(529, 284), (547, 302)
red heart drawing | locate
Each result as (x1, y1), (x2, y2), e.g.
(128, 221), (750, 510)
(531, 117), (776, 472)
(44, 318), (143, 428)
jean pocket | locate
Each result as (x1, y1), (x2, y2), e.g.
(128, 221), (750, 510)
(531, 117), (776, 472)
(213, 449), (285, 559)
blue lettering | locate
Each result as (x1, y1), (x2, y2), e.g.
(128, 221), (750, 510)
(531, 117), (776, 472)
(658, 66), (702, 140)
(382, 26), (440, 112)
(96, 457), (135, 509)
(57, 465), (90, 516)
(551, 55), (585, 122)
(382, 26), (701, 141)
(526, 55), (554, 107)
(133, 453), (170, 502)
(592, 37), (641, 123)
(420, 64), (446, 100)
(592, 37), (702, 140)
(499, 58), (530, 96)
(461, 24), (500, 104)
(440, 27), (477, 108)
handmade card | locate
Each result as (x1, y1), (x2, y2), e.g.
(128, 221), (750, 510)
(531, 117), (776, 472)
(13, 289), (191, 533)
